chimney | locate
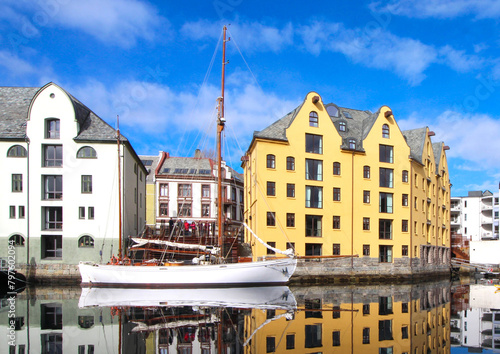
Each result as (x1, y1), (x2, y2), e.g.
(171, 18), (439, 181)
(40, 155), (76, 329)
(194, 149), (202, 158)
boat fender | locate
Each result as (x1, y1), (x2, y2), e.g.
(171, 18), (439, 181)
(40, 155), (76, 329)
(110, 255), (118, 265)
(192, 257), (200, 265)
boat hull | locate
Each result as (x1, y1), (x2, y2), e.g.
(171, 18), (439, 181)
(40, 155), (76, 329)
(79, 258), (297, 287)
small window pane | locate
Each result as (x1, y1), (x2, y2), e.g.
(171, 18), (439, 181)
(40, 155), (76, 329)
(77, 146), (97, 158)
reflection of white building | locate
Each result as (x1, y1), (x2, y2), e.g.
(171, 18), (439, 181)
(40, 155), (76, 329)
(0, 83), (146, 278)
(452, 285), (500, 352)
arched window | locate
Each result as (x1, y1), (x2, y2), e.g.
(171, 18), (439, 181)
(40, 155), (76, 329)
(77, 146), (97, 158)
(348, 139), (356, 149)
(309, 111), (318, 127)
(9, 234), (25, 246)
(7, 145), (27, 157)
(339, 121), (346, 132)
(266, 154), (275, 169)
(78, 235), (94, 248)
(363, 166), (370, 179)
(333, 162), (341, 176)
(45, 118), (60, 139)
(286, 156), (295, 171)
(382, 124), (390, 138)
(78, 315), (94, 329)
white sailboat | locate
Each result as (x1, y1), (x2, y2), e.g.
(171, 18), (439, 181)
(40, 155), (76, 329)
(78, 26), (297, 287)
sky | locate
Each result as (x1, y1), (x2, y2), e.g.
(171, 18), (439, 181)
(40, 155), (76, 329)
(1, 0), (500, 196)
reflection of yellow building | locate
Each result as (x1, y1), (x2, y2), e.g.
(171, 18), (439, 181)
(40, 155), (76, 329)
(243, 92), (451, 277)
(245, 284), (450, 353)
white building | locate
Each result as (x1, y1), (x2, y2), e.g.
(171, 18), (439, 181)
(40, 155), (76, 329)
(0, 83), (146, 278)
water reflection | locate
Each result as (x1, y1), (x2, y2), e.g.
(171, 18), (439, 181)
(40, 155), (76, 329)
(1, 280), (499, 353)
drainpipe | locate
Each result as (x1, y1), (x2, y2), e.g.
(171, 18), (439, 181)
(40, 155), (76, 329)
(26, 138), (30, 278)
(351, 152), (354, 270)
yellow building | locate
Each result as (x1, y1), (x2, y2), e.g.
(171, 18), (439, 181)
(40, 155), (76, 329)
(242, 92), (451, 278)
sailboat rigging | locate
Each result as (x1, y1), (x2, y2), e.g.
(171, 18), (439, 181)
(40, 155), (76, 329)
(78, 26), (297, 287)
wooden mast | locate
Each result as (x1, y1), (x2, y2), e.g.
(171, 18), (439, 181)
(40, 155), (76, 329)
(117, 115), (123, 260)
(217, 25), (228, 258)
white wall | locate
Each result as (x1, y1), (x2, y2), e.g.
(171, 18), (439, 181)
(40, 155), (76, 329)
(470, 240), (500, 265)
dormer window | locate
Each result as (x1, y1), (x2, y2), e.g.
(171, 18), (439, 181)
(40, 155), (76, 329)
(348, 139), (356, 149)
(339, 121), (346, 132)
(382, 124), (390, 138)
(45, 118), (60, 139)
(309, 111), (318, 127)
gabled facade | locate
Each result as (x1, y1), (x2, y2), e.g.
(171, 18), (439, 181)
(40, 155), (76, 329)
(0, 83), (146, 280)
(243, 92), (451, 278)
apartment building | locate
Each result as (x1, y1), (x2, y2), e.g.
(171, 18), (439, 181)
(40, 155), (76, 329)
(242, 91), (451, 277)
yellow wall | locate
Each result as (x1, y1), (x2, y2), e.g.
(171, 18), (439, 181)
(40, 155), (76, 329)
(145, 183), (156, 226)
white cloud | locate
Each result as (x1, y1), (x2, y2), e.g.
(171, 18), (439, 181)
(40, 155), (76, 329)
(298, 21), (436, 85)
(371, 0), (500, 19)
(438, 45), (484, 73)
(181, 20), (294, 53)
(0, 50), (36, 75)
(0, 0), (165, 48)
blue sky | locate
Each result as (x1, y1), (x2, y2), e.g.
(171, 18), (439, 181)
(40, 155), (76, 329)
(1, 0), (500, 196)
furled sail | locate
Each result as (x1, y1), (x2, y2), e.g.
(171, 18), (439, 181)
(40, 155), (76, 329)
(130, 238), (220, 255)
(242, 223), (294, 257)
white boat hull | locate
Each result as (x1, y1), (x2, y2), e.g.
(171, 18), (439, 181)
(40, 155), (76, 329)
(79, 258), (297, 287)
(79, 286), (296, 310)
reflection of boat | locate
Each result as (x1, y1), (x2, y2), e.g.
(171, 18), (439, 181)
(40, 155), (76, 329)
(78, 286), (297, 310)
(78, 25), (296, 287)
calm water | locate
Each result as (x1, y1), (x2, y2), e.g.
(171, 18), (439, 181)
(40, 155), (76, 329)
(1, 279), (499, 353)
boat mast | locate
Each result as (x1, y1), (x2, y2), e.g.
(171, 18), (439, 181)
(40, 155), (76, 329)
(117, 115), (123, 260)
(217, 25), (228, 256)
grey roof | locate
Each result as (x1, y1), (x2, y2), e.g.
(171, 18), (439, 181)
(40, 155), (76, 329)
(0, 87), (39, 139)
(432, 142), (443, 169)
(329, 105), (373, 151)
(158, 156), (243, 182)
(0, 84), (127, 143)
(253, 104), (303, 141)
(402, 127), (427, 164)
(139, 154), (161, 183)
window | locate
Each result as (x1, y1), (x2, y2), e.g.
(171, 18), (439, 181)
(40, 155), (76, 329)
(306, 215), (322, 237)
(332, 305), (340, 319)
(88, 207), (94, 220)
(160, 203), (168, 216)
(76, 146), (97, 158)
(266, 181), (276, 196)
(178, 184), (192, 197)
(286, 156), (295, 171)
(202, 203), (210, 217)
(333, 243), (340, 255)
(379, 193), (393, 213)
(348, 139), (356, 149)
(379, 319), (393, 340)
(333, 187), (341, 202)
(45, 118), (60, 139)
(43, 207), (62, 230)
(43, 145), (62, 167)
(379, 245), (393, 263)
(12, 174), (22, 192)
(363, 165), (370, 178)
(9, 234), (25, 246)
(363, 328), (370, 344)
(10, 206), (16, 218)
(286, 334), (295, 349)
(363, 244), (370, 256)
(178, 203), (191, 217)
(380, 168), (394, 188)
(266, 336), (275, 353)
(333, 216), (340, 229)
(306, 186), (323, 208)
(402, 325), (408, 339)
(43, 175), (62, 199)
(363, 190), (370, 203)
(201, 184), (210, 198)
(41, 303), (62, 329)
(78, 315), (95, 329)
(42, 235), (62, 259)
(363, 304), (370, 315)
(379, 145), (393, 163)
(267, 212), (275, 226)
(363, 218), (370, 230)
(78, 235), (94, 247)
(159, 184), (169, 197)
(305, 324), (322, 348)
(402, 194), (408, 206)
(379, 296), (393, 315)
(402, 220), (408, 232)
(379, 219), (392, 239)
(309, 111), (318, 127)
(402, 170), (408, 182)
(379, 347), (393, 354)
(266, 154), (275, 168)
(339, 121), (346, 132)
(7, 145), (27, 157)
(382, 124), (390, 138)
(333, 162), (341, 175)
(41, 334), (62, 354)
(267, 242), (276, 255)
(287, 183), (295, 198)
(402, 302), (408, 313)
(79, 207), (85, 219)
(287, 213), (295, 227)
(402, 245), (408, 256)
(81, 175), (92, 193)
(306, 134), (322, 154)
(306, 159), (323, 180)
(332, 331), (341, 346)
